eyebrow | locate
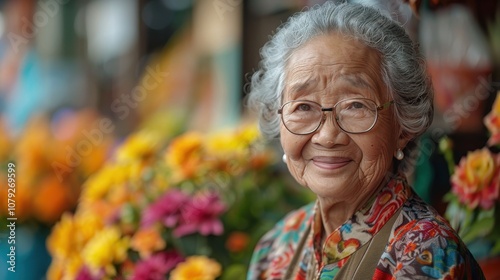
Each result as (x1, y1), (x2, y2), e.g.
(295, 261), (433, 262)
(342, 74), (373, 90)
(285, 73), (374, 96)
(286, 79), (317, 95)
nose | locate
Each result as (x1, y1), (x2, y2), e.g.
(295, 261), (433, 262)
(312, 111), (348, 146)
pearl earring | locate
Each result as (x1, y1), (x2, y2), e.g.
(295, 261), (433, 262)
(395, 149), (404, 160)
(282, 154), (287, 163)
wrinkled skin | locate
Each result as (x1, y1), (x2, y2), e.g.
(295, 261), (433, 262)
(280, 32), (409, 233)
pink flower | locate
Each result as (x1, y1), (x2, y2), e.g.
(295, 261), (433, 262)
(141, 190), (190, 228)
(484, 93), (500, 147)
(75, 266), (103, 280)
(174, 192), (226, 237)
(131, 251), (184, 280)
(451, 148), (500, 209)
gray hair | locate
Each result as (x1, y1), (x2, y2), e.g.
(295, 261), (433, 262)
(245, 1), (433, 172)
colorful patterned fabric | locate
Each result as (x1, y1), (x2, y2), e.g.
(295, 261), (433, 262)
(247, 174), (485, 279)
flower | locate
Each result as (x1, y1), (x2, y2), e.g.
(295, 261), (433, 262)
(450, 148), (500, 209)
(47, 122), (313, 279)
(165, 132), (204, 181)
(116, 131), (163, 162)
(170, 256), (222, 280)
(141, 189), (190, 228)
(130, 251), (184, 280)
(484, 92), (500, 146)
(82, 226), (130, 277)
(131, 226), (166, 258)
(443, 91), (500, 261)
(46, 214), (85, 280)
(226, 231), (250, 253)
(0, 108), (115, 225)
(174, 192), (226, 237)
(32, 176), (77, 224)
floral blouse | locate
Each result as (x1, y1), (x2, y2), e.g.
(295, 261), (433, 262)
(247, 175), (485, 279)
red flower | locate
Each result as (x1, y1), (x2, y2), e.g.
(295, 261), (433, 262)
(141, 190), (190, 228)
(131, 251), (184, 280)
(174, 192), (226, 237)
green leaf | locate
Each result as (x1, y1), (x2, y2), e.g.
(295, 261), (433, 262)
(491, 239), (500, 255)
(461, 208), (495, 244)
(220, 264), (247, 280)
(444, 201), (469, 232)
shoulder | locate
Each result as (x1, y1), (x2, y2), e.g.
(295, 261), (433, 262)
(260, 202), (314, 245)
(377, 195), (485, 279)
(247, 202), (314, 279)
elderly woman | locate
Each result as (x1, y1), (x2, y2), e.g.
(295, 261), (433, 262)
(246, 2), (484, 279)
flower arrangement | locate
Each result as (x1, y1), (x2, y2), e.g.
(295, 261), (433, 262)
(442, 91), (500, 260)
(0, 108), (115, 225)
(47, 122), (312, 280)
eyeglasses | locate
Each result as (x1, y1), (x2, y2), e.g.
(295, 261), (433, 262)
(277, 98), (394, 135)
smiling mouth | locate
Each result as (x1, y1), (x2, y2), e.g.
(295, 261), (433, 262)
(312, 157), (351, 170)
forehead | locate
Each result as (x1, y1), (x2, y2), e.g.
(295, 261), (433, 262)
(283, 32), (384, 98)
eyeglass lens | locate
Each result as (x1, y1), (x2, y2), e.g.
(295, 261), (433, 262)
(280, 99), (378, 134)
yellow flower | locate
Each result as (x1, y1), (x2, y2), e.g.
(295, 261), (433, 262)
(81, 163), (134, 203)
(75, 203), (106, 242)
(82, 226), (130, 277)
(46, 213), (85, 280)
(47, 257), (84, 280)
(206, 128), (248, 157)
(236, 123), (260, 145)
(170, 256), (222, 280)
(131, 226), (166, 258)
(116, 130), (163, 162)
(47, 213), (81, 260)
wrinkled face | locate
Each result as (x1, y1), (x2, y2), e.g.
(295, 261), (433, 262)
(280, 32), (406, 202)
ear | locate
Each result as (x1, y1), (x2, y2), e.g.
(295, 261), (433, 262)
(396, 130), (413, 152)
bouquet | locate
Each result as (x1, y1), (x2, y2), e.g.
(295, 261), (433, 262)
(0, 108), (115, 226)
(47, 122), (312, 280)
(442, 91), (500, 260)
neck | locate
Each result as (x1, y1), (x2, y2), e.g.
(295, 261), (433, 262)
(318, 176), (390, 235)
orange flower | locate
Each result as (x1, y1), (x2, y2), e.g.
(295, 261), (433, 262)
(0, 118), (12, 161)
(165, 132), (204, 180)
(130, 227), (166, 258)
(32, 176), (76, 224)
(226, 231), (250, 253)
(170, 256), (221, 280)
(14, 115), (52, 172)
(484, 92), (500, 146)
(5, 177), (33, 221)
(451, 148), (500, 209)
(0, 173), (33, 221)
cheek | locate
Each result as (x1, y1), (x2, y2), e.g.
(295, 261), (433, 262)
(280, 129), (309, 172)
(280, 130), (307, 158)
(358, 126), (398, 164)
(362, 141), (392, 161)
(281, 133), (308, 186)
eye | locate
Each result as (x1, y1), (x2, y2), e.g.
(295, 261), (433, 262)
(297, 103), (312, 111)
(347, 101), (368, 110)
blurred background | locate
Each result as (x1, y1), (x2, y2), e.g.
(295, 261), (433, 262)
(0, 0), (498, 279)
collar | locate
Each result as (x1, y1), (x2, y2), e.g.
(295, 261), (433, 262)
(311, 174), (411, 265)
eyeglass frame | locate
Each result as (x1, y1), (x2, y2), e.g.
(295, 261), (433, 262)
(277, 98), (394, 135)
